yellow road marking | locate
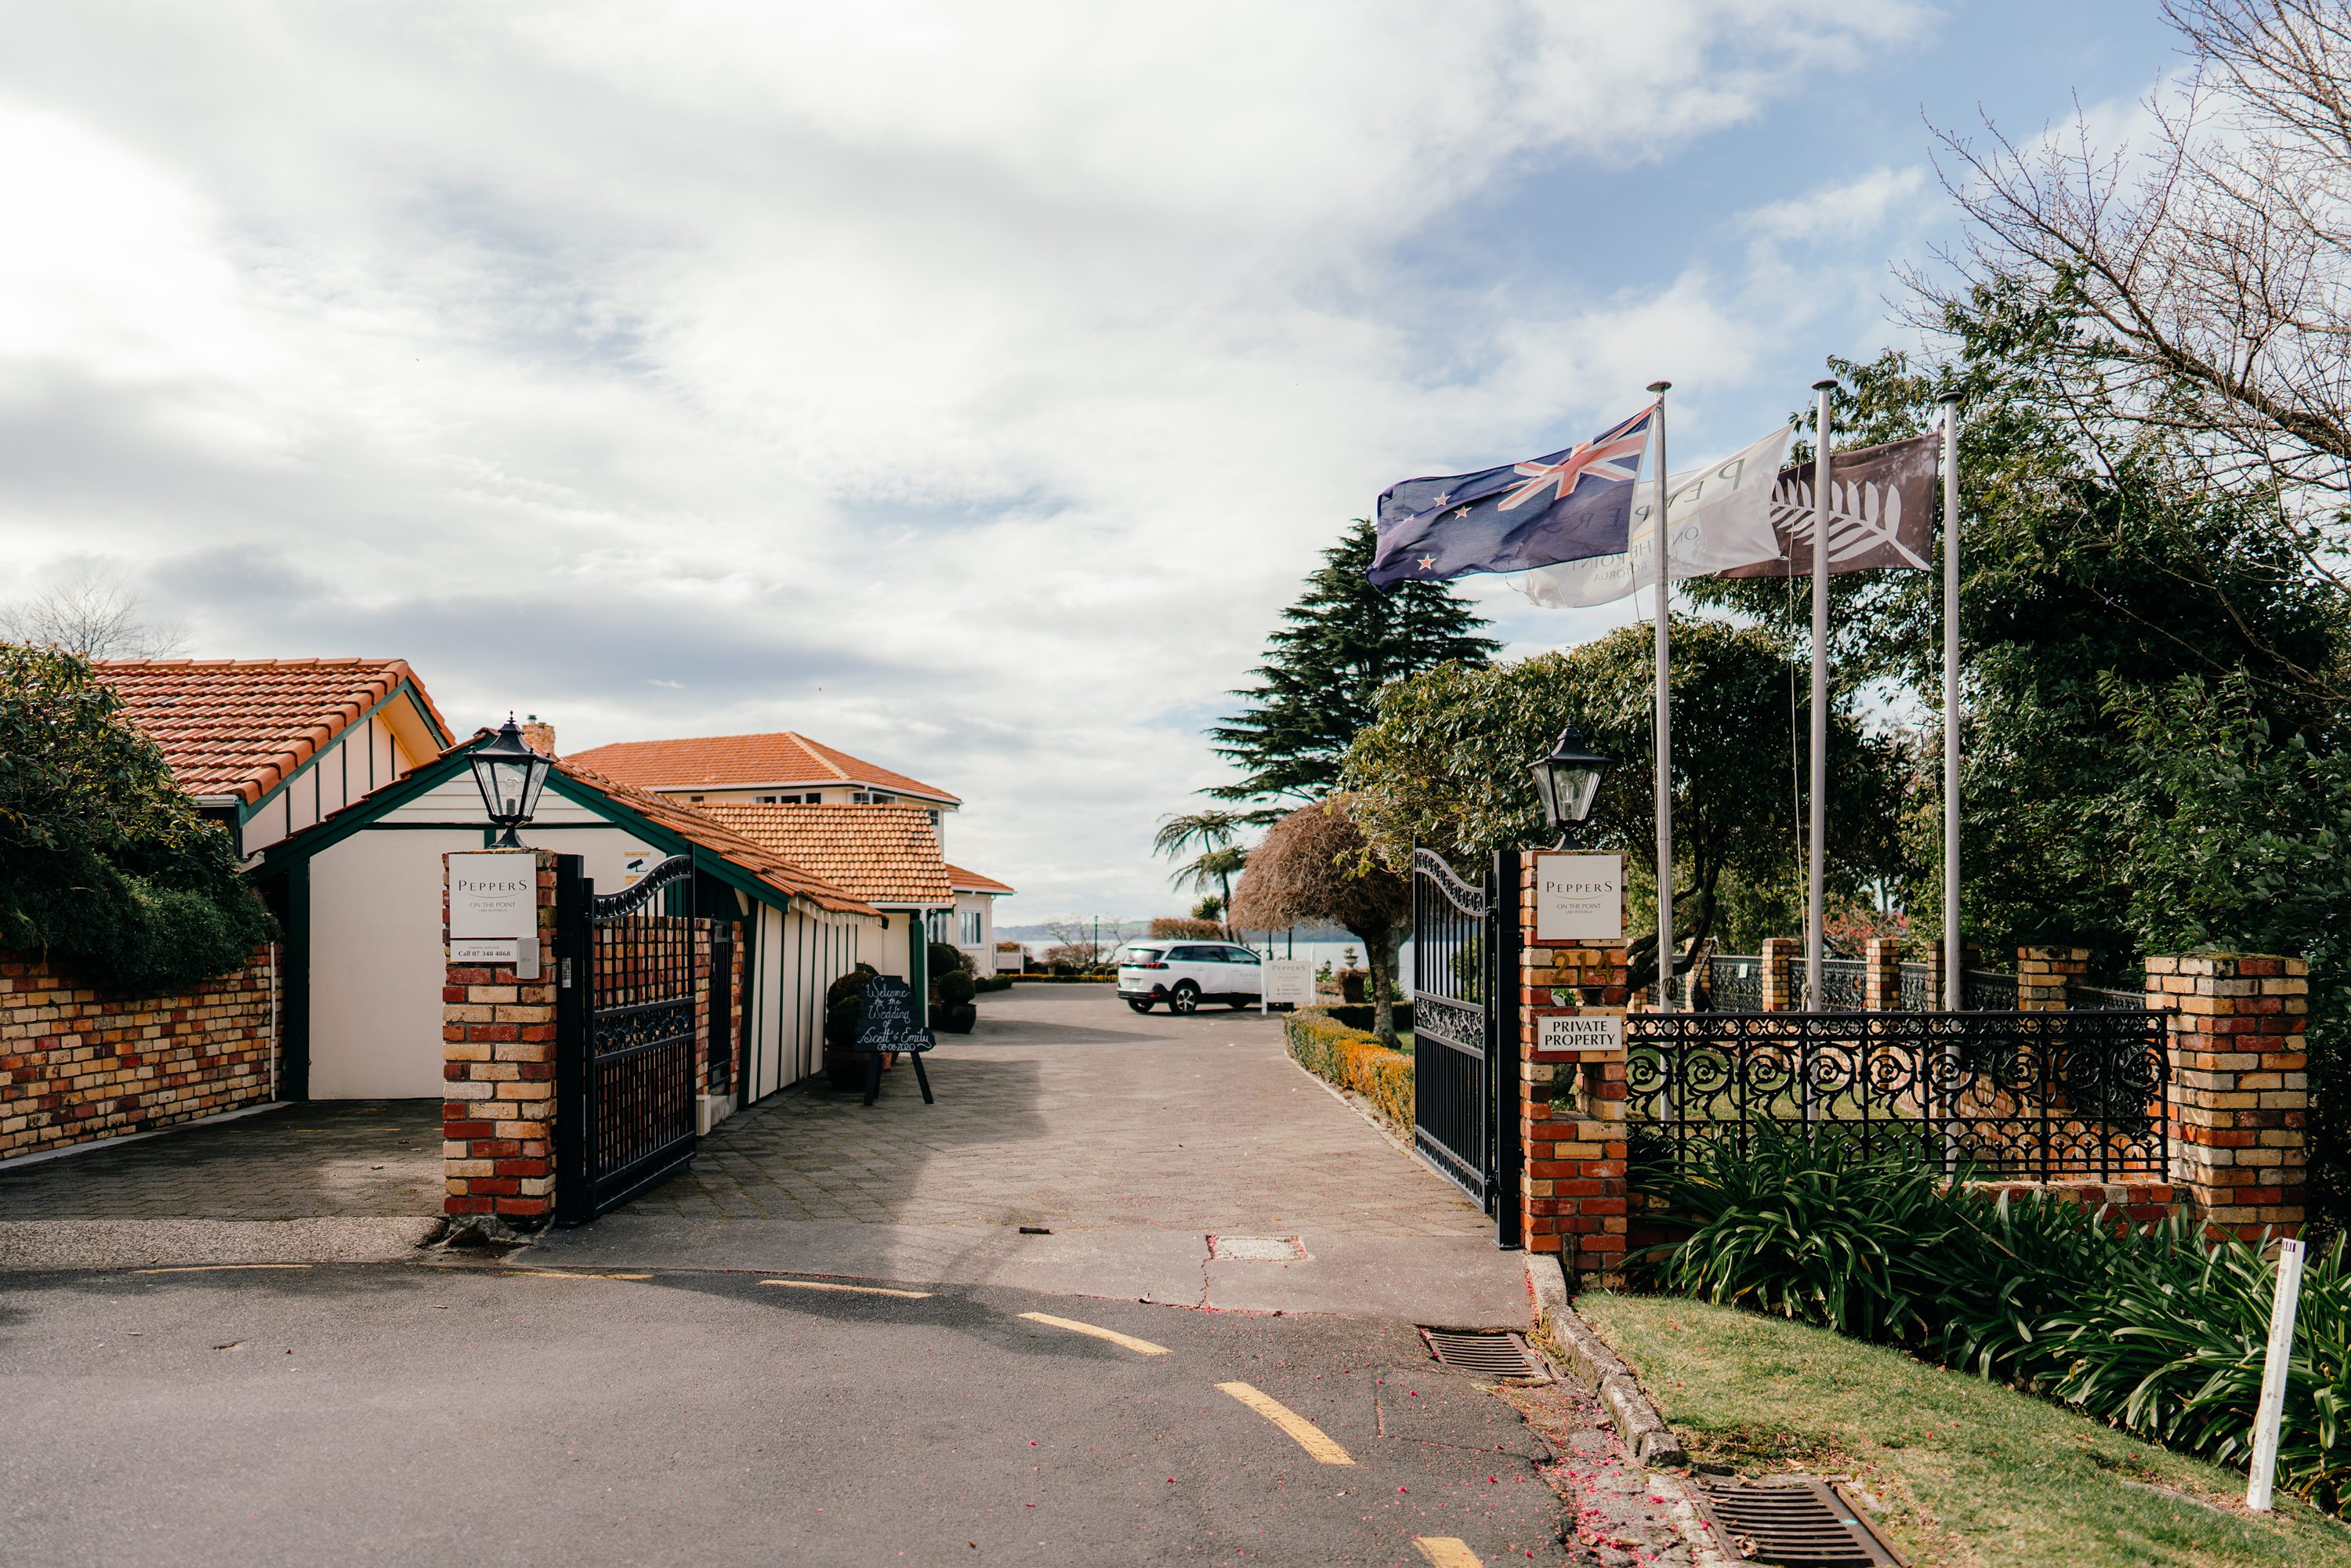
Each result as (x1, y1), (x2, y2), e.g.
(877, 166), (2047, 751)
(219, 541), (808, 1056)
(759, 1279), (933, 1299)
(1414, 1539), (1484, 1568)
(506, 1270), (652, 1280)
(132, 1263), (312, 1274)
(1215, 1381), (1355, 1465)
(1018, 1311), (1171, 1356)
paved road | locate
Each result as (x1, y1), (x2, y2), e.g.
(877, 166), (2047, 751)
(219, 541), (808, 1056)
(544, 987), (1525, 1325)
(1, 1261), (1600, 1567)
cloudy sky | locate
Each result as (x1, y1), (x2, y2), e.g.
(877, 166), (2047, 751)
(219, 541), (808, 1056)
(0, 2), (2173, 923)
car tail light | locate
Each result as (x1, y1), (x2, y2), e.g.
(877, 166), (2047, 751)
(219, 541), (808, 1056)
(1132, 961), (1168, 969)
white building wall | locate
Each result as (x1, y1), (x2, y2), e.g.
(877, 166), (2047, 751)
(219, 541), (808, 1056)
(307, 825), (482, 1098)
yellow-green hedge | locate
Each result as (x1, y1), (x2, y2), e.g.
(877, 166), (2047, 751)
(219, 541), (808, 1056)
(1284, 1009), (1413, 1132)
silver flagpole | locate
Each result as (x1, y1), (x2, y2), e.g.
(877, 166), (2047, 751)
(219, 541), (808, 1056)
(1940, 392), (1962, 1009)
(1647, 380), (1673, 1012)
(1807, 377), (1835, 1013)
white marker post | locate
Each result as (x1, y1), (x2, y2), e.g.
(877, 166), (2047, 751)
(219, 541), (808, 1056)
(2246, 1236), (2308, 1512)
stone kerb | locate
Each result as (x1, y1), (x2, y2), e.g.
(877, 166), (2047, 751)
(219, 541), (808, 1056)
(2150, 951), (2308, 1237)
(442, 848), (560, 1228)
(1517, 860), (1630, 1283)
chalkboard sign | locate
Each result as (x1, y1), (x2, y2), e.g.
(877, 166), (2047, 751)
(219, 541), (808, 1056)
(853, 975), (934, 1054)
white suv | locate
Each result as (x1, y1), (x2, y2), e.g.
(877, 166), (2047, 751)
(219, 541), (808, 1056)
(1116, 941), (1263, 1015)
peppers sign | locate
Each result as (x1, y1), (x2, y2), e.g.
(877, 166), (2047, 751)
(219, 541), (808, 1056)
(1534, 852), (1622, 943)
(450, 853), (538, 940)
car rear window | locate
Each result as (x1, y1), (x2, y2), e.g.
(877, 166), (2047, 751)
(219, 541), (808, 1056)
(1118, 945), (1167, 965)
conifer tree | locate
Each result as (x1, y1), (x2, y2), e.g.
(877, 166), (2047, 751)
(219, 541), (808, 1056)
(1209, 520), (1498, 803)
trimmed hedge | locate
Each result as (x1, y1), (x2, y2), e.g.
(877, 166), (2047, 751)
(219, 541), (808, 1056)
(1008, 973), (1114, 984)
(974, 974), (1014, 993)
(1284, 1007), (1413, 1132)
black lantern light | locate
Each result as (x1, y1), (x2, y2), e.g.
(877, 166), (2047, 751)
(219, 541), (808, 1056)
(469, 714), (552, 848)
(1530, 724), (1612, 848)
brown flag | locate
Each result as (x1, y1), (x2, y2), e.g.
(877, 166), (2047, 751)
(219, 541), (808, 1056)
(1719, 432), (1937, 578)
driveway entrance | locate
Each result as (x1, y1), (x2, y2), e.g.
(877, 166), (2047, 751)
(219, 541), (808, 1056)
(538, 985), (1527, 1324)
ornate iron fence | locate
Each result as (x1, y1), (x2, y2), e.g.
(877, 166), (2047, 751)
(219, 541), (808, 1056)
(556, 854), (705, 1223)
(2070, 982), (2148, 1011)
(1409, 847), (1520, 1244)
(1809, 958), (1867, 1011)
(1898, 961), (1936, 1011)
(1625, 1009), (2170, 1182)
(1701, 955), (1763, 1012)
(1963, 969), (2018, 1012)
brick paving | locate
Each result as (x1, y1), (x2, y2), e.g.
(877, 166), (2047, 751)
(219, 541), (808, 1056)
(0, 1101), (441, 1220)
(0, 988), (1487, 1240)
(630, 984), (1493, 1237)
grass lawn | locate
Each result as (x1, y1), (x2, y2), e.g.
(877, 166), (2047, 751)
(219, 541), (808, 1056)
(1576, 1291), (2351, 1568)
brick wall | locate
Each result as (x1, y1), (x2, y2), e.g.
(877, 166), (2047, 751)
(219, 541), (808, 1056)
(1516, 862), (1632, 1281)
(0, 944), (277, 1161)
(2150, 952), (2308, 1236)
(441, 849), (558, 1224)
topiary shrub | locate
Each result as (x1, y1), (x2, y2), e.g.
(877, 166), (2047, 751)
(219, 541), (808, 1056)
(0, 644), (275, 994)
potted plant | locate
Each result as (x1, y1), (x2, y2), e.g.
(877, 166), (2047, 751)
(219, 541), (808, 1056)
(822, 963), (881, 1088)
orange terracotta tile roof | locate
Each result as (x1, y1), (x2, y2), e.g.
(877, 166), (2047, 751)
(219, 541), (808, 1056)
(563, 730), (960, 805)
(946, 863), (1015, 896)
(93, 657), (454, 807)
(549, 757), (881, 918)
(697, 802), (955, 907)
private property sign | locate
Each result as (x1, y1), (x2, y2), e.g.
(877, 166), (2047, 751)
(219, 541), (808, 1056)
(1532, 1011), (1625, 1059)
(448, 852), (540, 977)
(1532, 852), (1623, 943)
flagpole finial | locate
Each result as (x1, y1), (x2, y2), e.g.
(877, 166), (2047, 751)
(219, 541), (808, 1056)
(1936, 389), (1963, 405)
(1646, 380), (1671, 394)
(1812, 377), (1838, 392)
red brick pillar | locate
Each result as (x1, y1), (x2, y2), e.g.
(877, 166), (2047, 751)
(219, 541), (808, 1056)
(442, 849), (559, 1229)
(1925, 939), (1949, 1011)
(2017, 946), (2085, 1010)
(1518, 862), (1630, 1283)
(1759, 936), (1801, 1012)
(1864, 937), (1903, 1010)
(2150, 952), (2308, 1237)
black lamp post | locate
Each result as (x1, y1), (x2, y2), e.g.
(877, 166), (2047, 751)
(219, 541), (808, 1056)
(1530, 724), (1612, 849)
(470, 714), (553, 849)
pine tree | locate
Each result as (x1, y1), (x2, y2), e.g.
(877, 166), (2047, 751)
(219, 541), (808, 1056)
(1209, 520), (1498, 803)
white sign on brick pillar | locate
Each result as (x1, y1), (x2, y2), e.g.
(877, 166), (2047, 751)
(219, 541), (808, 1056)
(1533, 853), (1624, 943)
(448, 851), (542, 978)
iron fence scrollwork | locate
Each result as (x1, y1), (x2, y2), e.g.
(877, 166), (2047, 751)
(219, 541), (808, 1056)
(1409, 846), (1521, 1245)
(1625, 1009), (2169, 1183)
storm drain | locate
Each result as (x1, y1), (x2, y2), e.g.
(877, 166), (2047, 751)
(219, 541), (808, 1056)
(1419, 1328), (1547, 1379)
(1690, 1478), (1904, 1566)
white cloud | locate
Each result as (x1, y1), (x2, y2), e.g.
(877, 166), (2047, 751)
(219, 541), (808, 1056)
(0, 1), (1945, 920)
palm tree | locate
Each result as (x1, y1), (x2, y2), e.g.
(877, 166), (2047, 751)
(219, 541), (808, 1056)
(1153, 809), (1258, 936)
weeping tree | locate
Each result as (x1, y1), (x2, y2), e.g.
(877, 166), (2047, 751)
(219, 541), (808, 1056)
(1229, 795), (1409, 1045)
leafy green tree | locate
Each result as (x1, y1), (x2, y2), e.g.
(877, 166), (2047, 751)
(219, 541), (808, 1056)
(1210, 519), (1498, 804)
(1686, 295), (2346, 974)
(2103, 674), (2351, 1229)
(1342, 622), (1904, 985)
(0, 644), (274, 993)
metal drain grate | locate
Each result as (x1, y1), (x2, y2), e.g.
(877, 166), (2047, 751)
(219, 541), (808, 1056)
(1690, 1478), (1904, 1566)
(1420, 1328), (1546, 1378)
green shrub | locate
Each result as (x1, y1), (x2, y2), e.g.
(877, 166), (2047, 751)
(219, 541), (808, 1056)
(823, 961), (881, 1046)
(973, 974), (1014, 993)
(1637, 1125), (2351, 1508)
(0, 644), (274, 994)
(936, 969), (976, 1006)
(1284, 1008), (1412, 1130)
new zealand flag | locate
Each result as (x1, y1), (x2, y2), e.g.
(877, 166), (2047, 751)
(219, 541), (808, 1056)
(1368, 406), (1655, 588)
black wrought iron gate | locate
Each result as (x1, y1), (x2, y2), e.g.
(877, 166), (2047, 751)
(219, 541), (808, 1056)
(555, 853), (710, 1223)
(1408, 848), (1522, 1245)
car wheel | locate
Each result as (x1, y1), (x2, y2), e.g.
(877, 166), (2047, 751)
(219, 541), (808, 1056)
(1126, 998), (1153, 1014)
(1168, 983), (1199, 1016)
